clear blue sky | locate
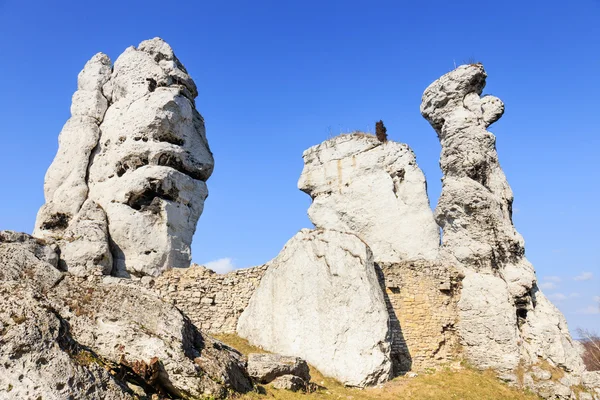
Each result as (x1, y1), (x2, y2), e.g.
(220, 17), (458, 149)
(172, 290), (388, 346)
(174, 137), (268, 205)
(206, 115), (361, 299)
(0, 0), (598, 334)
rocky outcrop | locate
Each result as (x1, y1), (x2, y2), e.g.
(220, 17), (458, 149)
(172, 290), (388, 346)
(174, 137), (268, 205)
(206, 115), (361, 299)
(0, 231), (252, 398)
(34, 38), (213, 277)
(421, 64), (589, 396)
(237, 229), (393, 387)
(298, 133), (439, 262)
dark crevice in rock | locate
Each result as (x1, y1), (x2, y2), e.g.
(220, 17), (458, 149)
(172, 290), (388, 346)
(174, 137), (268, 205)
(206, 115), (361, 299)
(146, 78), (157, 92)
(466, 162), (489, 188)
(115, 154), (149, 177)
(389, 168), (405, 198)
(154, 131), (184, 146)
(125, 179), (179, 213)
(41, 213), (71, 231)
(515, 293), (531, 329)
(156, 153), (208, 181)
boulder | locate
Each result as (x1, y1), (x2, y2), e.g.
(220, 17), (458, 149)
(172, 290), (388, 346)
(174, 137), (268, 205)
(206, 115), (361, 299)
(271, 375), (307, 392)
(298, 133), (439, 262)
(247, 353), (310, 384)
(34, 38), (214, 277)
(237, 229), (392, 387)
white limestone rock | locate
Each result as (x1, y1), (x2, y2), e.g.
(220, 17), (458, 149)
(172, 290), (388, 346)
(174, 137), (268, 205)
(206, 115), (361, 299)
(0, 231), (252, 399)
(298, 133), (439, 262)
(56, 199), (113, 276)
(0, 284), (135, 400)
(35, 53), (111, 223)
(237, 229), (393, 387)
(421, 64), (587, 387)
(34, 38), (213, 277)
(457, 272), (520, 371)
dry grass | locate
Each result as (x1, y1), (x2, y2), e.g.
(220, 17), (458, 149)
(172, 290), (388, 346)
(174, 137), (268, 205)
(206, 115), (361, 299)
(214, 334), (540, 400)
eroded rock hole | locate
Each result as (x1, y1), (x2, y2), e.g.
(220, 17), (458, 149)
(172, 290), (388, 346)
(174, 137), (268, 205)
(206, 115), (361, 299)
(146, 78), (157, 92)
(116, 155), (149, 177)
(515, 294), (530, 328)
(156, 152), (208, 181)
(154, 131), (184, 146)
(126, 179), (179, 213)
(41, 213), (70, 230)
(466, 163), (488, 187)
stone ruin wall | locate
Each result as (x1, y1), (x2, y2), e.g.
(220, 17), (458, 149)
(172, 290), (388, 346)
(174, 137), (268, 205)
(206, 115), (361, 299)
(377, 261), (463, 373)
(145, 259), (463, 373)
(149, 264), (268, 333)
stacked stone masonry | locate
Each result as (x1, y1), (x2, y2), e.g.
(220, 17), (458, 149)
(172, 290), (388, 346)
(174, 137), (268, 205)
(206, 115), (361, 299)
(150, 264), (268, 333)
(142, 258), (464, 375)
(377, 261), (463, 374)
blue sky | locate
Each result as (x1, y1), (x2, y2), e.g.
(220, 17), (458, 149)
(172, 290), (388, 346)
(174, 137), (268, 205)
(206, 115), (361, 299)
(0, 0), (598, 334)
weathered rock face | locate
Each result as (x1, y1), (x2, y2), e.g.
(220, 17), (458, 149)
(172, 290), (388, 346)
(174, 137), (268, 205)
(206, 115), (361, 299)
(237, 229), (393, 387)
(0, 284), (136, 400)
(34, 37), (213, 277)
(298, 134), (439, 262)
(0, 231), (252, 399)
(421, 65), (587, 394)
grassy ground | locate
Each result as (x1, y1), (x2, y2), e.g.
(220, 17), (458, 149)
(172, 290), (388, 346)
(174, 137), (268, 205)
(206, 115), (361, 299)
(213, 334), (540, 400)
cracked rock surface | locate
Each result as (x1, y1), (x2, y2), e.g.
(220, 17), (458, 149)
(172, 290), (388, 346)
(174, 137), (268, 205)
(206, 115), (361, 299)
(0, 230), (252, 399)
(422, 64), (591, 397)
(237, 229), (393, 387)
(298, 133), (439, 263)
(34, 37), (213, 277)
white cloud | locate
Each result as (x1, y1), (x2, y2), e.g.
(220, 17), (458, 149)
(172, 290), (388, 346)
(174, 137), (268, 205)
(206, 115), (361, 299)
(544, 276), (562, 283)
(574, 272), (593, 281)
(568, 292), (581, 298)
(548, 293), (567, 301)
(577, 305), (600, 315)
(203, 258), (235, 274)
(539, 282), (557, 290)
(594, 296), (600, 303)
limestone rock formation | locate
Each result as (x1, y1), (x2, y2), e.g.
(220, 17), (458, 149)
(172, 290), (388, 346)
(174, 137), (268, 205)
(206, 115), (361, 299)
(298, 133), (439, 262)
(421, 64), (589, 395)
(34, 37), (213, 277)
(0, 231), (252, 398)
(237, 229), (393, 387)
